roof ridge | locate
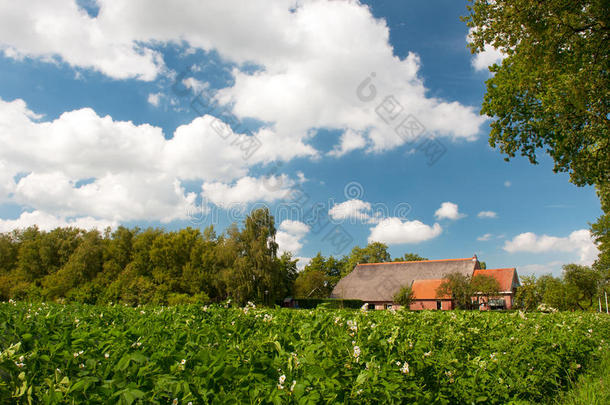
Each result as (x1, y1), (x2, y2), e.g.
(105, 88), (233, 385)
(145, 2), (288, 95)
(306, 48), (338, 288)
(357, 257), (476, 266)
(476, 268), (516, 271)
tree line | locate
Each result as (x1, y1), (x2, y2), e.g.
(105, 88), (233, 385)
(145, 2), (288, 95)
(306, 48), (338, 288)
(514, 264), (610, 312)
(1, 206), (607, 310)
(0, 207), (427, 306)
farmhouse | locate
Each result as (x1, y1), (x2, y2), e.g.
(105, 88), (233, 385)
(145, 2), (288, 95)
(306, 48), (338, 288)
(330, 256), (520, 310)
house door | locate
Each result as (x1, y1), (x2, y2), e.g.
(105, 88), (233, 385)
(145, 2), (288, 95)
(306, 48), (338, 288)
(436, 300), (442, 310)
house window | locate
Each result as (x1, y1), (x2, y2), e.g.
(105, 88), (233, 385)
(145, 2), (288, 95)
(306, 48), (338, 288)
(385, 304), (393, 310)
(489, 299), (506, 310)
(436, 300), (442, 310)
(368, 303), (375, 310)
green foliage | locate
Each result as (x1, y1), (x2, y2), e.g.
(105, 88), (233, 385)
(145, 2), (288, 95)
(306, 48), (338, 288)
(514, 275), (540, 311)
(591, 184), (610, 280)
(292, 298), (363, 309)
(393, 253), (428, 262)
(464, 0), (609, 188)
(436, 273), (475, 309)
(557, 350), (610, 405)
(341, 242), (391, 277)
(563, 264), (601, 310)
(514, 265), (606, 311)
(436, 273), (501, 309)
(1, 302), (609, 404)
(471, 274), (501, 303)
(293, 270), (331, 298)
(294, 252), (345, 298)
(0, 208), (298, 306)
(465, 0), (609, 271)
(393, 285), (414, 307)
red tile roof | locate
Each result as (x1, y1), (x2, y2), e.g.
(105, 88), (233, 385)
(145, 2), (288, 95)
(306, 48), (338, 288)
(411, 279), (451, 300)
(473, 268), (517, 292)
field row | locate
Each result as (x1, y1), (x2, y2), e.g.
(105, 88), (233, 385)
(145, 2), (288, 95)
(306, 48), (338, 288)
(1, 302), (609, 404)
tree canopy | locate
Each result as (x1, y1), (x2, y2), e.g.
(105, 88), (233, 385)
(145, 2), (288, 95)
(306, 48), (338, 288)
(0, 211), (433, 305)
(464, 0), (609, 187)
(514, 263), (606, 311)
(465, 0), (609, 271)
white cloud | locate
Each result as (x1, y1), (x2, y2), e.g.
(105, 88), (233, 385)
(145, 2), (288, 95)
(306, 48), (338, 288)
(182, 77), (208, 94)
(0, 160), (16, 202)
(0, 210), (117, 233)
(467, 28), (507, 71)
(215, 0), (487, 151)
(276, 220), (310, 255)
(0, 97), (309, 225)
(477, 233), (493, 241)
(279, 219), (310, 237)
(0, 0), (486, 155)
(472, 44), (506, 71)
(504, 230), (599, 265)
(0, 0), (163, 80)
(329, 199), (372, 223)
(368, 217), (442, 245)
(504, 181), (511, 187)
(296, 171), (307, 184)
(250, 127), (318, 164)
(201, 175), (294, 209)
(147, 92), (162, 107)
(477, 210), (497, 219)
(328, 129), (367, 157)
(295, 256), (311, 271)
(434, 202), (466, 220)
(518, 261), (565, 276)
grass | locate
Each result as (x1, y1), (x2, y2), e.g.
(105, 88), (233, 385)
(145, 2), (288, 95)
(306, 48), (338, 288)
(557, 351), (610, 405)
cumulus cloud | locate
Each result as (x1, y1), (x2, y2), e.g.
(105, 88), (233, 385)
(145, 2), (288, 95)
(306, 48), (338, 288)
(0, 211), (117, 232)
(182, 77), (208, 94)
(368, 217), (442, 245)
(0, 0), (486, 154)
(279, 219), (310, 237)
(467, 28), (507, 71)
(477, 211), (497, 219)
(147, 93), (162, 107)
(329, 199), (372, 222)
(328, 130), (367, 157)
(518, 261), (565, 276)
(201, 175), (294, 209)
(471, 44), (506, 71)
(477, 233), (493, 242)
(0, 0), (163, 80)
(276, 220), (310, 255)
(434, 202), (466, 220)
(503, 230), (599, 265)
(0, 97), (306, 225)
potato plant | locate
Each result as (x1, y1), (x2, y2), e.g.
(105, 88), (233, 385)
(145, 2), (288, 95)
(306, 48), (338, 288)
(1, 301), (608, 404)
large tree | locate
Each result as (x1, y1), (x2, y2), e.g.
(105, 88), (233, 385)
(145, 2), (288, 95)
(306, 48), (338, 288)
(471, 273), (501, 307)
(465, 0), (609, 268)
(341, 242), (391, 277)
(436, 273), (475, 309)
(465, 0), (609, 187)
(393, 253), (428, 262)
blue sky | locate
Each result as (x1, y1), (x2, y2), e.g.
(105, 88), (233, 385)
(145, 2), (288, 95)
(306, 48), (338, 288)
(0, 0), (601, 276)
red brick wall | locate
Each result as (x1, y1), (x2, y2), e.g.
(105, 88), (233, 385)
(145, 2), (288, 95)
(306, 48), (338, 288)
(475, 293), (514, 310)
(410, 300), (453, 310)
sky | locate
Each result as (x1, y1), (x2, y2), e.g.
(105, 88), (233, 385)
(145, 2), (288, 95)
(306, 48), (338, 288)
(0, 0), (602, 276)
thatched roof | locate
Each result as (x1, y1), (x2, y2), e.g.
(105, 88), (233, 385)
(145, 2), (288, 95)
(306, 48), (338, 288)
(331, 257), (479, 302)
